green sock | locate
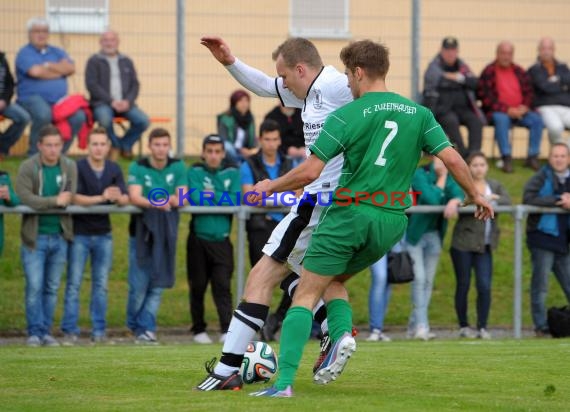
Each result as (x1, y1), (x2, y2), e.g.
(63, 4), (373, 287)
(274, 306), (313, 390)
(326, 299), (353, 342)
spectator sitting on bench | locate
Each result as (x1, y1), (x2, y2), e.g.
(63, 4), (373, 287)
(263, 100), (305, 166)
(217, 89), (258, 164)
(15, 17), (85, 156)
(528, 37), (570, 148)
(0, 50), (30, 160)
(478, 41), (544, 173)
(422, 36), (485, 159)
(85, 29), (149, 160)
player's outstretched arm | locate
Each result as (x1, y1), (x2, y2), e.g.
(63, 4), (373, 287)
(436, 147), (495, 221)
(200, 36), (236, 65)
(201, 36), (278, 98)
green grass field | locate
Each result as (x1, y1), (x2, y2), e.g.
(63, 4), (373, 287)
(0, 155), (569, 335)
(1, 339), (569, 411)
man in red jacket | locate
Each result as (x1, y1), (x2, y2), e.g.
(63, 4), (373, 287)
(477, 41), (544, 173)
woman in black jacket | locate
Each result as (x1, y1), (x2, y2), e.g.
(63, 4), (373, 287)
(450, 152), (511, 339)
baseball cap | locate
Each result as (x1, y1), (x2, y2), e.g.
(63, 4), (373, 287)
(202, 134), (224, 149)
(442, 36), (459, 49)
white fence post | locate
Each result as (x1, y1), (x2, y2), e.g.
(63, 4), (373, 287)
(235, 206), (249, 305)
(513, 205), (526, 339)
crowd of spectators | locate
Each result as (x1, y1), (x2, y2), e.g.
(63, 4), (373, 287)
(1, 22), (569, 344)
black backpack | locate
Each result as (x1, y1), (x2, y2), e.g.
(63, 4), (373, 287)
(547, 306), (570, 338)
(387, 250), (415, 284)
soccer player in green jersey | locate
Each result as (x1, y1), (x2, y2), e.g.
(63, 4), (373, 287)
(249, 40), (494, 397)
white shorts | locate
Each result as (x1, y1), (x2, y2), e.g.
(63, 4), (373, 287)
(262, 192), (332, 275)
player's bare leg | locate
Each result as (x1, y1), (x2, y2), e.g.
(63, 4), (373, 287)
(242, 255), (289, 304)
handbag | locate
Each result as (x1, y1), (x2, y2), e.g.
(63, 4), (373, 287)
(547, 306), (570, 338)
(387, 250), (415, 284)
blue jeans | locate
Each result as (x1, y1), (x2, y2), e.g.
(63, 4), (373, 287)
(450, 246), (493, 329)
(19, 95), (86, 155)
(406, 231), (442, 331)
(529, 247), (570, 331)
(61, 234), (113, 337)
(93, 105), (149, 151)
(0, 103), (30, 154)
(21, 234), (68, 337)
(491, 111), (544, 157)
(368, 254), (392, 331)
(126, 237), (164, 335)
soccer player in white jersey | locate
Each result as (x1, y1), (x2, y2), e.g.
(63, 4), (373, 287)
(195, 36), (353, 391)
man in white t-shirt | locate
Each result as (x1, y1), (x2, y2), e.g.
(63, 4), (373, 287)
(196, 36), (352, 391)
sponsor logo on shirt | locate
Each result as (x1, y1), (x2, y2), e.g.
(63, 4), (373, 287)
(313, 88), (323, 109)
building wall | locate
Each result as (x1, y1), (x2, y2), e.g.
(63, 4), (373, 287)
(2, 0), (570, 157)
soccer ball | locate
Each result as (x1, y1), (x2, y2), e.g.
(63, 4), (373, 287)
(239, 341), (278, 384)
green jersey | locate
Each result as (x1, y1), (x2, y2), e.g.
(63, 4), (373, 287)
(127, 157), (187, 236)
(38, 165), (63, 234)
(187, 162), (241, 242)
(128, 157), (187, 197)
(311, 92), (452, 211)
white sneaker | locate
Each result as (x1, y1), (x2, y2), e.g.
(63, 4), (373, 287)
(366, 329), (381, 341)
(218, 333), (227, 343)
(135, 331), (158, 345)
(42, 335), (61, 347)
(414, 326), (433, 341)
(377, 332), (392, 342)
(26, 335), (42, 347)
(366, 329), (392, 342)
(61, 334), (79, 346)
(193, 332), (213, 344)
(459, 327), (478, 339)
(478, 328), (492, 340)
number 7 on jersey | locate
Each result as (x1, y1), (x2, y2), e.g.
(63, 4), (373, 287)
(374, 120), (398, 167)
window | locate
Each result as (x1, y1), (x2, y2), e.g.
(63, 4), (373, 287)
(290, 0), (350, 39)
(46, 0), (109, 34)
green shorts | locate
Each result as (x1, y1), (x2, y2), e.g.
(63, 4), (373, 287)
(303, 204), (408, 276)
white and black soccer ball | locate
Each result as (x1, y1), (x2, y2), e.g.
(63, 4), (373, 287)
(239, 341), (278, 384)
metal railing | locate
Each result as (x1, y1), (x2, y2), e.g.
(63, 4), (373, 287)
(1, 204), (568, 339)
